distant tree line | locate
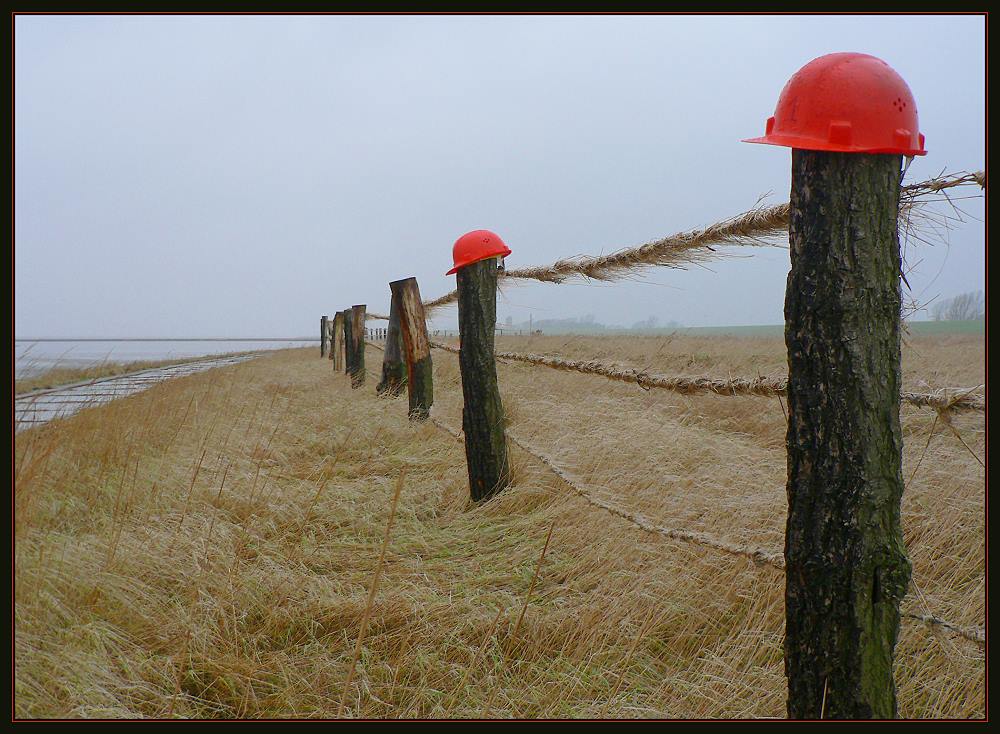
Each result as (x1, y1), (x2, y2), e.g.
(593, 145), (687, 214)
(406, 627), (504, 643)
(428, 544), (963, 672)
(498, 314), (684, 334)
(930, 290), (984, 321)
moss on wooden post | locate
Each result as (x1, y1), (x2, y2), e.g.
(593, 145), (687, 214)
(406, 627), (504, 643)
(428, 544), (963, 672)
(349, 305), (366, 388)
(390, 277), (433, 420)
(377, 288), (407, 397)
(456, 257), (511, 502)
(784, 150), (911, 719)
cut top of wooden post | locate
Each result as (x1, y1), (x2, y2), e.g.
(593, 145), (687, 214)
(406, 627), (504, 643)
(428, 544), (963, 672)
(390, 277), (433, 420)
(390, 278), (431, 362)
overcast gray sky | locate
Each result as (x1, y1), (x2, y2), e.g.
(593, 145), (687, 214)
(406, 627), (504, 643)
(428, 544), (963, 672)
(15, 14), (985, 336)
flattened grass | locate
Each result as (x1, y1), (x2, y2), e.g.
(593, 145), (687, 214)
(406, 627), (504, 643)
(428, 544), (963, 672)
(14, 335), (984, 718)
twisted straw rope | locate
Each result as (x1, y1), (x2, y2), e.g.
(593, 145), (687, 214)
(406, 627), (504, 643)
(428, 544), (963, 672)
(902, 170), (985, 195)
(365, 170), (977, 316)
(429, 342), (984, 414)
(902, 612), (985, 645)
(362, 344), (984, 645)
(423, 407), (984, 647)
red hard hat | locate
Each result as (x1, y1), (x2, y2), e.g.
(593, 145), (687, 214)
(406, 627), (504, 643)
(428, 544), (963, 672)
(743, 52), (926, 156)
(446, 230), (512, 275)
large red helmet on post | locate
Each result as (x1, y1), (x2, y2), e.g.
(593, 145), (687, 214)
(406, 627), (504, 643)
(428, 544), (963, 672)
(446, 230), (512, 275)
(743, 52), (926, 156)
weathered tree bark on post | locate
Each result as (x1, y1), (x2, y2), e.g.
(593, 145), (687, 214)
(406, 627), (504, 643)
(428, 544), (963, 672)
(377, 288), (407, 397)
(456, 258), (511, 502)
(389, 277), (433, 420)
(349, 305), (366, 388)
(784, 150), (911, 719)
(320, 315), (327, 358)
(331, 311), (344, 371)
(342, 309), (355, 377)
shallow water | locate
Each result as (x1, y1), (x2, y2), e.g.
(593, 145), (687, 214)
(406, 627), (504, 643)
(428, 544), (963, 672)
(14, 353), (260, 431)
(14, 339), (315, 378)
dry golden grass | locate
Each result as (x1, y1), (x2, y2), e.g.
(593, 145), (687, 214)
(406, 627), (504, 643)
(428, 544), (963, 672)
(14, 333), (984, 719)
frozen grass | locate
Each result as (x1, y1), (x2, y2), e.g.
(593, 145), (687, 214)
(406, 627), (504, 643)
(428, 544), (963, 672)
(14, 334), (984, 718)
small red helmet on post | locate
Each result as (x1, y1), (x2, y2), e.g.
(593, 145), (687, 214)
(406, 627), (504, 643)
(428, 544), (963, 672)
(743, 52), (926, 156)
(446, 230), (512, 275)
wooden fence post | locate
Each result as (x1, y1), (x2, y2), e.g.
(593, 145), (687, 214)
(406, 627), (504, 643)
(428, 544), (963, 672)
(389, 277), (433, 420)
(320, 315), (327, 358)
(377, 287), (407, 397)
(783, 151), (911, 718)
(348, 305), (366, 388)
(455, 257), (510, 502)
(331, 311), (344, 371)
(342, 309), (354, 377)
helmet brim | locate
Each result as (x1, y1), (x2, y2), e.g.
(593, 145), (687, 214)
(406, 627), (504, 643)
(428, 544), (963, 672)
(446, 247), (512, 276)
(742, 135), (927, 156)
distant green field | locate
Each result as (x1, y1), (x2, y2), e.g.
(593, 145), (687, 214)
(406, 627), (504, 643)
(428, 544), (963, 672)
(504, 320), (985, 338)
(904, 320), (985, 335)
(673, 324), (785, 337)
(625, 320), (985, 338)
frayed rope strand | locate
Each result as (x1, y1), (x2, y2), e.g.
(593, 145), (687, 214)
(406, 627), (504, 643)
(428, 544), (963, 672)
(430, 342), (984, 414)
(427, 413), (984, 647)
(354, 170), (983, 318)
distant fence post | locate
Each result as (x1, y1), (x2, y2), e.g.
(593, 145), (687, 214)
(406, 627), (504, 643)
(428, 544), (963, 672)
(349, 305), (366, 388)
(342, 309), (354, 377)
(389, 277), (433, 420)
(455, 257), (510, 502)
(377, 287), (407, 397)
(320, 315), (328, 358)
(331, 311), (344, 370)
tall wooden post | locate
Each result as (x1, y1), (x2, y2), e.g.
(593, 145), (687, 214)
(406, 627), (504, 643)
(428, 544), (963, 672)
(348, 305), (366, 388)
(320, 315), (327, 358)
(784, 151), (910, 719)
(331, 311), (343, 371)
(456, 258), (510, 501)
(377, 288), (407, 397)
(389, 277), (433, 420)
(342, 309), (354, 377)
